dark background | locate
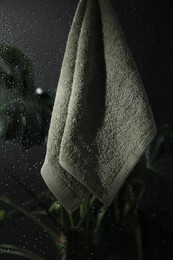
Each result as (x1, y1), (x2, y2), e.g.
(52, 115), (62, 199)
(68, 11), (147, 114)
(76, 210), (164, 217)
(0, 0), (173, 259)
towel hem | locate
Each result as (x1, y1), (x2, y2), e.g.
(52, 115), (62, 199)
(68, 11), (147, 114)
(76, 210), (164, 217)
(60, 125), (157, 207)
(41, 162), (85, 213)
(102, 125), (157, 205)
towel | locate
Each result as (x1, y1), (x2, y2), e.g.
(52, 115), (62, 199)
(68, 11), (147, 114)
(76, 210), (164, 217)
(41, 0), (157, 213)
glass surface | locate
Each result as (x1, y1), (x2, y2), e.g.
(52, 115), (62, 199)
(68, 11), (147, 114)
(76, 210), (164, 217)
(0, 0), (172, 259)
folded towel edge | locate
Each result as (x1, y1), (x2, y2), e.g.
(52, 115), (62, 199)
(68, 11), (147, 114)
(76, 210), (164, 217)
(101, 125), (157, 206)
(59, 125), (157, 207)
(40, 162), (87, 213)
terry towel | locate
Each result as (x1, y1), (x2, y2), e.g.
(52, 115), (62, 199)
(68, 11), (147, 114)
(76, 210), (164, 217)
(41, 0), (157, 213)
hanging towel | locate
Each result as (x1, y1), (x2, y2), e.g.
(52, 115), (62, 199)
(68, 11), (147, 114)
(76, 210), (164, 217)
(41, 0), (157, 213)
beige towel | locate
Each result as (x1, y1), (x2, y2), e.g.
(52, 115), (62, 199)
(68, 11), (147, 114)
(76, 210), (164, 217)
(41, 0), (157, 213)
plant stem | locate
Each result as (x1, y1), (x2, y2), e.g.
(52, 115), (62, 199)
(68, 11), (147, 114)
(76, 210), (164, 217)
(0, 196), (58, 242)
(68, 214), (75, 230)
(0, 244), (45, 260)
(3, 167), (63, 231)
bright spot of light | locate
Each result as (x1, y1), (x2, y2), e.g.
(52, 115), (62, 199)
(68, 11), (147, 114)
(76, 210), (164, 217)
(35, 87), (43, 95)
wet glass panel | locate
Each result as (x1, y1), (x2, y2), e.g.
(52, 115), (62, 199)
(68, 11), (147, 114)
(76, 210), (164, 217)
(0, 0), (172, 259)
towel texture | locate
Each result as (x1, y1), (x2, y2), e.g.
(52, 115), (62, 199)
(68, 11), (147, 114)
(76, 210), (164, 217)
(41, 0), (157, 213)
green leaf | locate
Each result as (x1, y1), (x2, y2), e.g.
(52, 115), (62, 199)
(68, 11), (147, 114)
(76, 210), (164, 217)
(79, 196), (91, 220)
(0, 210), (5, 221)
(146, 125), (173, 181)
(95, 206), (107, 229)
(49, 202), (61, 213)
(0, 69), (13, 90)
(0, 45), (35, 94)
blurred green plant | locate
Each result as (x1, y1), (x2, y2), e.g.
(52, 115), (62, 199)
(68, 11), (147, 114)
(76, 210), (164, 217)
(145, 124), (173, 180)
(0, 244), (45, 260)
(137, 125), (173, 230)
(0, 44), (52, 148)
(0, 209), (5, 222)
